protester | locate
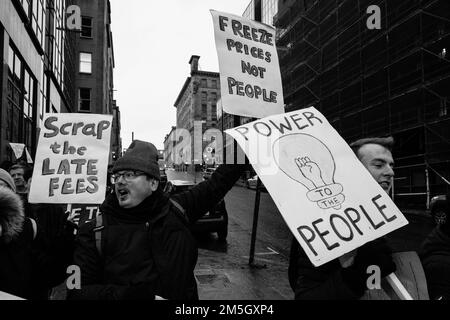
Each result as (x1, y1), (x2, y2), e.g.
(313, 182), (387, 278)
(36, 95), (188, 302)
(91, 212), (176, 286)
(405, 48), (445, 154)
(9, 163), (29, 200)
(0, 166), (74, 299)
(68, 140), (247, 300)
(22, 167), (76, 298)
(420, 189), (450, 300)
(288, 136), (397, 299)
(0, 169), (38, 299)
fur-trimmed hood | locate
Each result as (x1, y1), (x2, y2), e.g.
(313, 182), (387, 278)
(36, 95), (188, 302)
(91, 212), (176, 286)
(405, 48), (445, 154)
(0, 186), (24, 243)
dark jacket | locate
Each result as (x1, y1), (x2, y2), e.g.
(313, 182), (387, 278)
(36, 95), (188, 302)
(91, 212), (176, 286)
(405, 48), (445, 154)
(288, 237), (394, 300)
(420, 225), (450, 300)
(0, 186), (46, 299)
(68, 164), (244, 300)
(288, 238), (361, 300)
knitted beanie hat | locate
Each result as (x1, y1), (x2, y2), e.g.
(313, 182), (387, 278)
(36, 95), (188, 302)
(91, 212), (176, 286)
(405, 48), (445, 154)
(0, 168), (16, 192)
(112, 140), (160, 180)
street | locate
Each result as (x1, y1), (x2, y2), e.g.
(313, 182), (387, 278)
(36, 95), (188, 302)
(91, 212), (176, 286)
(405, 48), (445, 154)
(166, 170), (437, 300)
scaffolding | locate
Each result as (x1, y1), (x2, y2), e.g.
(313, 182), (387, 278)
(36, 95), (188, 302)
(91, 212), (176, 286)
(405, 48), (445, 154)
(275, 0), (450, 209)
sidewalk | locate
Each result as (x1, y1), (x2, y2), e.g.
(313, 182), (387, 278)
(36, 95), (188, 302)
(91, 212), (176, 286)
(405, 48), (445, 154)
(194, 217), (293, 300)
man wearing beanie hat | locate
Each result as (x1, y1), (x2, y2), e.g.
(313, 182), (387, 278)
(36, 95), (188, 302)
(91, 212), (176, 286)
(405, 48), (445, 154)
(69, 140), (248, 300)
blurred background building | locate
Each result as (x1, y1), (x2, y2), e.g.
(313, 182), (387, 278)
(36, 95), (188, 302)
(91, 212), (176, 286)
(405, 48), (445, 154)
(274, 0), (450, 210)
(173, 55), (220, 170)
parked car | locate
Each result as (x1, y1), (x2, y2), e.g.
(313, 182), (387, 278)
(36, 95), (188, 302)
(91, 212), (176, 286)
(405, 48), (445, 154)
(164, 180), (228, 241)
(202, 168), (216, 181)
(246, 175), (267, 191)
(430, 194), (447, 225)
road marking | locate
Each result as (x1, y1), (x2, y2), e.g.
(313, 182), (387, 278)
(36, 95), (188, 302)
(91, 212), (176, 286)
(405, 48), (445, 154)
(254, 247), (279, 255)
(242, 247), (280, 260)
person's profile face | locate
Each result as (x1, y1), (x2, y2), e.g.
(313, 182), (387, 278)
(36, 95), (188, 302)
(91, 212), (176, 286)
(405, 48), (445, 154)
(357, 143), (394, 193)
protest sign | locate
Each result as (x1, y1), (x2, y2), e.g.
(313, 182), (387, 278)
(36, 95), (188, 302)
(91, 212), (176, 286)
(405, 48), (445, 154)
(226, 107), (408, 266)
(66, 203), (101, 232)
(211, 10), (284, 118)
(29, 113), (112, 204)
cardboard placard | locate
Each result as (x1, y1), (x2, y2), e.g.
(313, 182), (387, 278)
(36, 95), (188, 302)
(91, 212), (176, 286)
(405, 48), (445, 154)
(29, 113), (112, 204)
(211, 10), (284, 118)
(226, 107), (409, 266)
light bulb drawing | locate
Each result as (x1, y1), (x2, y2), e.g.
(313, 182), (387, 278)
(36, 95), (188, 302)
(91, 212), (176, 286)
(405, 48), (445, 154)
(273, 133), (345, 210)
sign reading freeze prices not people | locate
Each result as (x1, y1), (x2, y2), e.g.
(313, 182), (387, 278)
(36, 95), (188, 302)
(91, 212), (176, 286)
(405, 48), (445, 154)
(29, 113), (113, 204)
(211, 10), (284, 118)
(226, 107), (408, 266)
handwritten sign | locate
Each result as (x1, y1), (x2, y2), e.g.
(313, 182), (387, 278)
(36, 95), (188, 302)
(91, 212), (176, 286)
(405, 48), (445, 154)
(66, 203), (101, 232)
(29, 113), (112, 204)
(226, 107), (408, 266)
(211, 10), (284, 118)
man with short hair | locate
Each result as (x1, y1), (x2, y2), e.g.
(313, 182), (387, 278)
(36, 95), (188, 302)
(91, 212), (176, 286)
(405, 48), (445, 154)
(349, 136), (395, 194)
(9, 163), (28, 197)
(288, 136), (396, 300)
(69, 140), (246, 300)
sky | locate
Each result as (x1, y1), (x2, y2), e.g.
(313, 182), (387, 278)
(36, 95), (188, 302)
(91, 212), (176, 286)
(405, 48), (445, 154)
(110, 1), (250, 150)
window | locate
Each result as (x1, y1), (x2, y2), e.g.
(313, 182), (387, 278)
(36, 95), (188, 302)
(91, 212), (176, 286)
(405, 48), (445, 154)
(211, 79), (218, 88)
(79, 88), (91, 111)
(81, 16), (93, 38)
(79, 52), (92, 74)
(202, 104), (207, 120)
(201, 92), (207, 101)
(201, 78), (207, 87)
(212, 103), (217, 121)
(6, 43), (36, 149)
(19, 0), (44, 47)
(211, 92), (217, 102)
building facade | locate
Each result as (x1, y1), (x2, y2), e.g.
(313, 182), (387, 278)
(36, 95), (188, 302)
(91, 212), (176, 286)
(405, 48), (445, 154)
(0, 0), (119, 165)
(274, 0), (450, 209)
(71, 0), (115, 116)
(111, 99), (121, 160)
(163, 126), (176, 168)
(0, 0), (76, 163)
(173, 55), (220, 169)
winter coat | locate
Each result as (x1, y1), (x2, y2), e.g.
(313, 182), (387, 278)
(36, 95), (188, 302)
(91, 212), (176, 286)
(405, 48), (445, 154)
(288, 237), (395, 300)
(0, 186), (74, 299)
(0, 186), (36, 299)
(420, 225), (450, 300)
(68, 164), (245, 300)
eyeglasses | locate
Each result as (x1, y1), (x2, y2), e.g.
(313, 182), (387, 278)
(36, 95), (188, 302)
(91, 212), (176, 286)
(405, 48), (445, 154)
(110, 171), (145, 183)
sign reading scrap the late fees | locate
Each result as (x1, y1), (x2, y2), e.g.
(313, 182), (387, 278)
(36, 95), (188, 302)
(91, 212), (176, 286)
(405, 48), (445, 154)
(29, 114), (112, 204)
(211, 10), (284, 118)
(226, 107), (408, 266)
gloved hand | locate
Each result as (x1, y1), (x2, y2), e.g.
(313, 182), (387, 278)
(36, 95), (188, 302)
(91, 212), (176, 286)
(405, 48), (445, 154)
(341, 239), (396, 295)
(122, 282), (156, 300)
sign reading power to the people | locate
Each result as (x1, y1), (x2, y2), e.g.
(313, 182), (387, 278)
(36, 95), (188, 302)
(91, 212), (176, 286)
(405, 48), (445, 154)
(226, 107), (409, 266)
(29, 113), (112, 204)
(210, 10), (284, 118)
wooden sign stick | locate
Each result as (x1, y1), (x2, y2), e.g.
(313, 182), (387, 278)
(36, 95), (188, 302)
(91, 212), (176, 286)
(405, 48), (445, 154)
(386, 273), (413, 300)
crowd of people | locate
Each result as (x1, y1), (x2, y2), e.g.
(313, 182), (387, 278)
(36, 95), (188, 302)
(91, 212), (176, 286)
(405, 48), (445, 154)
(0, 138), (449, 300)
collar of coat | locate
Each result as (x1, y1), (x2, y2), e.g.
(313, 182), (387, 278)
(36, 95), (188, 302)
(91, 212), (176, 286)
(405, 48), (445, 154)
(100, 189), (170, 223)
(0, 186), (25, 243)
